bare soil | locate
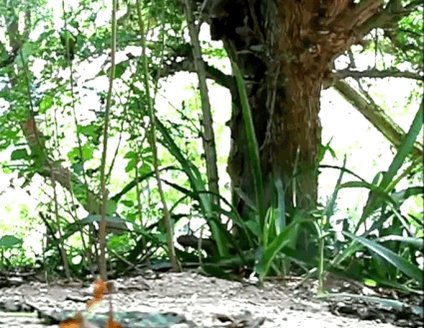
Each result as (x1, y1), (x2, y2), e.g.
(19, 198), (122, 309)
(0, 272), (422, 327)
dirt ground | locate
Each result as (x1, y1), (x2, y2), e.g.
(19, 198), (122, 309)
(0, 272), (422, 327)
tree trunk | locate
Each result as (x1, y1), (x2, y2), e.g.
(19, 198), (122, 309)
(269, 70), (322, 210)
(211, 0), (325, 216)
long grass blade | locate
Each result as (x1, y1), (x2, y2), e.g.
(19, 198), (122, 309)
(255, 219), (310, 279)
(344, 231), (423, 286)
(230, 60), (265, 231)
(155, 117), (230, 256)
(360, 99), (424, 224)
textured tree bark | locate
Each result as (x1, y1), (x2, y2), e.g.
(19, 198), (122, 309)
(211, 0), (325, 216)
(205, 0), (386, 217)
(269, 71), (322, 210)
(227, 70), (322, 214)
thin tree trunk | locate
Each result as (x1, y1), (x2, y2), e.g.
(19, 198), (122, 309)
(334, 80), (423, 160)
(183, 0), (220, 209)
(136, 0), (180, 271)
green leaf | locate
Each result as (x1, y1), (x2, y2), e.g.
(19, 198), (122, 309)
(124, 151), (136, 159)
(10, 148), (30, 161)
(339, 181), (394, 200)
(319, 138), (337, 162)
(383, 100), (423, 188)
(113, 62), (128, 79)
(81, 144), (94, 161)
(330, 241), (367, 268)
(59, 215), (129, 243)
(156, 118), (204, 189)
(255, 219), (308, 279)
(156, 117), (230, 257)
(106, 199), (118, 214)
(19, 42), (35, 64)
(139, 162), (153, 175)
(244, 219), (260, 236)
(78, 125), (98, 138)
(324, 156), (346, 220)
(233, 187), (256, 211)
(361, 100), (424, 222)
(39, 95), (53, 113)
(71, 162), (84, 174)
(0, 235), (23, 249)
(231, 60), (265, 231)
(67, 144), (94, 162)
(121, 200), (134, 207)
(343, 231), (423, 286)
(337, 180), (398, 215)
(391, 186), (423, 203)
(125, 158), (136, 172)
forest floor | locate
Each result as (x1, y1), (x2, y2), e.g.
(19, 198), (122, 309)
(0, 271), (422, 327)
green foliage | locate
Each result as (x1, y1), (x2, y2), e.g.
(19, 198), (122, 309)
(255, 217), (309, 279)
(319, 100), (424, 289)
(394, 10), (424, 68)
(231, 60), (266, 233)
(0, 235), (22, 249)
(344, 231), (423, 286)
(10, 148), (30, 161)
(360, 101), (423, 225)
(0, 235), (24, 268)
(0, 0), (421, 295)
(156, 117), (231, 257)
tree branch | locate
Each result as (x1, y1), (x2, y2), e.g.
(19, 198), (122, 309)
(159, 55), (235, 93)
(333, 0), (383, 31)
(357, 0), (421, 38)
(333, 68), (423, 81)
(157, 54), (238, 107)
(183, 0), (221, 204)
(333, 80), (423, 160)
(324, 0), (420, 61)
